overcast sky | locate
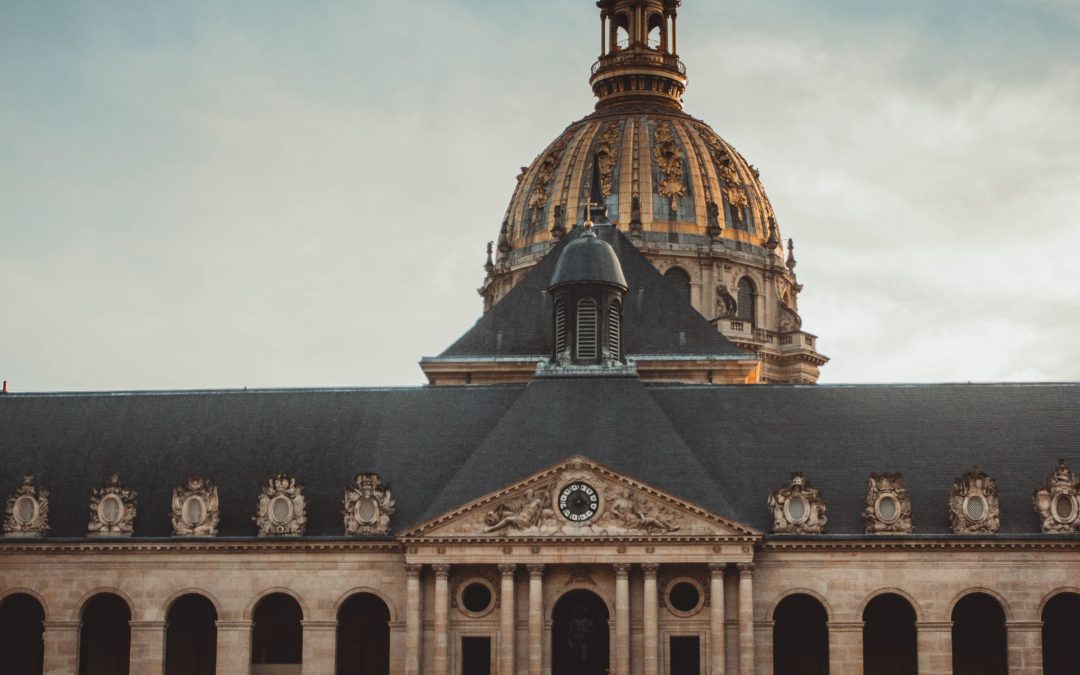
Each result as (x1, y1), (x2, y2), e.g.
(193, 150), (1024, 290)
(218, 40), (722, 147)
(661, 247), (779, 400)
(2, 0), (1079, 392)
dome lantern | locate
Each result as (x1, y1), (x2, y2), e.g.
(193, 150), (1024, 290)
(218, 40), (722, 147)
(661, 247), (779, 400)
(591, 0), (687, 110)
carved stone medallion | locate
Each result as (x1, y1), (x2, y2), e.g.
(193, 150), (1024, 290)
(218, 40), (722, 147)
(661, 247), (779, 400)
(949, 468), (999, 534)
(171, 475), (220, 537)
(88, 474), (137, 538)
(344, 473), (395, 535)
(1033, 460), (1080, 533)
(768, 472), (827, 534)
(862, 473), (912, 534)
(253, 473), (307, 536)
(3, 474), (49, 538)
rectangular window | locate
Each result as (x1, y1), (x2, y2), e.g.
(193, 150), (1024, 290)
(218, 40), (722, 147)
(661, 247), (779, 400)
(669, 635), (700, 675)
(461, 636), (491, 675)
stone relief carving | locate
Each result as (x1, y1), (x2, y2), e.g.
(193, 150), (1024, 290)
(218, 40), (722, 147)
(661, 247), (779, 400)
(527, 134), (572, 214)
(1033, 460), (1080, 533)
(863, 473), (913, 534)
(171, 475), (220, 537)
(768, 472), (827, 534)
(595, 121), (622, 198)
(344, 472), (395, 535)
(948, 468), (999, 534)
(3, 474), (49, 538)
(701, 132), (749, 209)
(606, 488), (680, 533)
(777, 304), (802, 333)
(88, 474), (137, 538)
(652, 121), (687, 214)
(484, 485), (556, 533)
(254, 473), (307, 536)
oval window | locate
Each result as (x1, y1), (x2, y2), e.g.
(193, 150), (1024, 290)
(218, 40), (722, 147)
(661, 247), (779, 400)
(270, 495), (293, 525)
(13, 495), (37, 525)
(877, 495), (898, 523)
(355, 497), (379, 524)
(785, 494), (809, 523)
(963, 495), (986, 522)
(183, 495), (206, 526)
(99, 494), (124, 525)
(1053, 494), (1076, 523)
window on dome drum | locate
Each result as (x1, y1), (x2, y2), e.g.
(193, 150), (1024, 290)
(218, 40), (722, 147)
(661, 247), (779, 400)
(951, 593), (1006, 675)
(576, 297), (598, 360)
(461, 636), (492, 675)
(608, 300), (621, 360)
(664, 267), (691, 306)
(165, 594), (217, 675)
(336, 593), (390, 675)
(251, 593), (303, 675)
(669, 636), (701, 675)
(773, 594), (829, 675)
(0, 593), (44, 675)
(554, 300), (567, 356)
(79, 593), (131, 675)
(614, 13), (629, 50)
(1042, 592), (1080, 675)
(862, 594), (917, 675)
(737, 277), (756, 326)
(647, 13), (664, 50)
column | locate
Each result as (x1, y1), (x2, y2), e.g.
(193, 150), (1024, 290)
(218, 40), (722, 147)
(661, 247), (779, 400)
(753, 620), (774, 675)
(827, 621), (863, 675)
(600, 13), (607, 56)
(708, 563), (726, 675)
(916, 621), (952, 675)
(42, 620), (80, 675)
(129, 620), (167, 675)
(499, 563), (517, 675)
(302, 620), (338, 675)
(614, 563), (631, 675)
(737, 563), (755, 675)
(1006, 621), (1043, 675)
(433, 563), (452, 675)
(215, 620), (252, 675)
(671, 11), (678, 54)
(405, 563), (423, 675)
(642, 563), (660, 675)
(528, 564), (545, 675)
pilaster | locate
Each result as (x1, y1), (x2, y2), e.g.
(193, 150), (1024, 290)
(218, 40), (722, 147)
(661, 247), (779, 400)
(42, 620), (80, 675)
(129, 620), (167, 675)
(916, 621), (952, 675)
(827, 621), (863, 675)
(1005, 621), (1043, 675)
(215, 620), (252, 675)
(301, 620), (337, 675)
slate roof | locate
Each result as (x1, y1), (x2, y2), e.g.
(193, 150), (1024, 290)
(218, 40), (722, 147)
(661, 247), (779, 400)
(2, 381), (1078, 538)
(434, 225), (748, 360)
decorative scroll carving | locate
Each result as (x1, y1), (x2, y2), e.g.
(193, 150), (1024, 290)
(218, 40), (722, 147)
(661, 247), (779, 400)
(527, 134), (572, 212)
(88, 474), (137, 538)
(606, 488), (680, 533)
(254, 473), (307, 536)
(949, 468), (999, 534)
(595, 121), (622, 198)
(701, 132), (749, 208)
(777, 304), (802, 333)
(863, 473), (913, 534)
(344, 473), (395, 535)
(652, 121), (686, 214)
(1034, 461), (1080, 533)
(484, 485), (556, 532)
(171, 475), (219, 537)
(3, 474), (49, 538)
(715, 281), (737, 319)
(768, 472), (827, 534)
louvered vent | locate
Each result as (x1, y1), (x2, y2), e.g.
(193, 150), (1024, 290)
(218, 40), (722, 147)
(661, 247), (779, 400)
(554, 300), (567, 356)
(608, 300), (621, 360)
(576, 297), (598, 360)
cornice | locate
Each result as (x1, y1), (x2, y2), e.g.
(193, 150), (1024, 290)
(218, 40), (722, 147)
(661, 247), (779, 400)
(0, 538), (403, 555)
(762, 536), (1080, 552)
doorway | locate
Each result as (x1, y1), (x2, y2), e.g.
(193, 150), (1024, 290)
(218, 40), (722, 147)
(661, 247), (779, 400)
(552, 589), (610, 675)
(669, 635), (701, 675)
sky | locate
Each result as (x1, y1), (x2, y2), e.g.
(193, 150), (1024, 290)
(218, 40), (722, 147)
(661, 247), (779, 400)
(2, 0), (1079, 392)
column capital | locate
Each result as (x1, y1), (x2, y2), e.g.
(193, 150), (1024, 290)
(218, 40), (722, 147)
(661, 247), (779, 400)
(737, 562), (755, 576)
(641, 562), (660, 577)
(527, 562), (545, 578)
(433, 562), (451, 578)
(708, 562), (726, 579)
(498, 562), (518, 577)
(614, 562), (632, 577)
(406, 562), (423, 578)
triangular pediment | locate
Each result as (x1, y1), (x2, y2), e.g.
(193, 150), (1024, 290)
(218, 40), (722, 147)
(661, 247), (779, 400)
(401, 456), (759, 540)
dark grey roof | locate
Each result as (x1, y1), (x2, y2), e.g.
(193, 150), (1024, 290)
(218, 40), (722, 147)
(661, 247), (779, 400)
(2, 382), (1079, 538)
(435, 226), (747, 359)
(549, 228), (627, 291)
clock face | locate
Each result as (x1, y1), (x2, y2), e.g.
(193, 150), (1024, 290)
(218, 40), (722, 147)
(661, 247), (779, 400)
(559, 482), (599, 522)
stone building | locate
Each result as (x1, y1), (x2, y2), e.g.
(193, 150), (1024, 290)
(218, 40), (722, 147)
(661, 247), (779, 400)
(1, 2), (1079, 675)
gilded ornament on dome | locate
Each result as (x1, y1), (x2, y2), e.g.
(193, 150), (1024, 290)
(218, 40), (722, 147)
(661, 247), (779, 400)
(594, 121), (622, 198)
(3, 474), (49, 538)
(527, 135), (572, 213)
(651, 121), (687, 214)
(700, 131), (750, 208)
(343, 472), (395, 535)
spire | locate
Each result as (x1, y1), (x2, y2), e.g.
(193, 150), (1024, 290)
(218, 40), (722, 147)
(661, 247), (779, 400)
(786, 238), (798, 271)
(590, 1), (687, 110)
(764, 217), (780, 251)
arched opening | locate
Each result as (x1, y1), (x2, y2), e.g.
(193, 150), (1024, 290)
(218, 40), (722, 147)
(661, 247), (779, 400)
(736, 277), (756, 326)
(552, 589), (610, 675)
(773, 594), (829, 675)
(79, 593), (131, 675)
(165, 594), (217, 675)
(0, 593), (45, 674)
(336, 593), (390, 675)
(614, 14), (630, 50)
(576, 297), (598, 361)
(862, 594), (916, 675)
(951, 593), (1006, 675)
(664, 267), (692, 306)
(1042, 592), (1080, 675)
(251, 593), (303, 675)
(647, 13), (664, 50)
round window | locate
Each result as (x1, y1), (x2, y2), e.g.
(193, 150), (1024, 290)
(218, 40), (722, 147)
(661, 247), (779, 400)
(963, 494), (986, 522)
(1052, 494), (1076, 523)
(458, 580), (496, 617)
(784, 494), (809, 523)
(876, 494), (899, 524)
(182, 495), (206, 526)
(13, 495), (37, 525)
(270, 495), (293, 525)
(665, 578), (705, 617)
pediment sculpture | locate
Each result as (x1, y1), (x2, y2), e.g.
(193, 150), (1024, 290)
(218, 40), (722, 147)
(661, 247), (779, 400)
(254, 473), (307, 536)
(862, 473), (913, 534)
(88, 473), (137, 537)
(3, 474), (49, 538)
(949, 468), (999, 534)
(1033, 460), (1080, 533)
(768, 472), (826, 534)
(171, 475), (220, 537)
(344, 473), (395, 535)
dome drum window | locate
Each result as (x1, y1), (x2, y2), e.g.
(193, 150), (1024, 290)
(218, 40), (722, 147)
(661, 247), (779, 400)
(768, 472), (827, 534)
(254, 473), (307, 536)
(1034, 461), (1080, 533)
(88, 474), (137, 538)
(457, 578), (497, 618)
(949, 468), (999, 534)
(3, 474), (50, 538)
(863, 473), (912, 534)
(664, 578), (705, 617)
(171, 475), (220, 537)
